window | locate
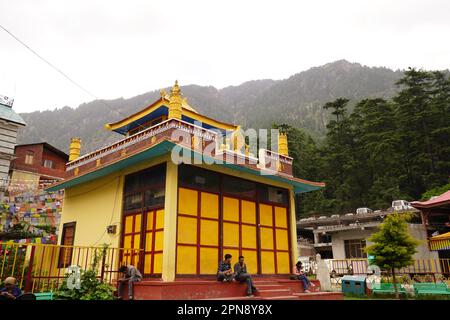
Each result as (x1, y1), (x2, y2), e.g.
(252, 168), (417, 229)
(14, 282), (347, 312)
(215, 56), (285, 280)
(144, 186), (165, 208)
(58, 222), (76, 267)
(43, 159), (54, 168)
(123, 165), (166, 211)
(258, 186), (288, 205)
(25, 151), (34, 165)
(124, 193), (142, 211)
(344, 239), (367, 259)
(178, 164), (220, 192)
(222, 176), (256, 198)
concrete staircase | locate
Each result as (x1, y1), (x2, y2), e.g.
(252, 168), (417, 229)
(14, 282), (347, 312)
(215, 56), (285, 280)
(202, 279), (343, 301)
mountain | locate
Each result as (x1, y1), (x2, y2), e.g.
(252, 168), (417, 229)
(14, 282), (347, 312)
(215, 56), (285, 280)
(17, 60), (404, 154)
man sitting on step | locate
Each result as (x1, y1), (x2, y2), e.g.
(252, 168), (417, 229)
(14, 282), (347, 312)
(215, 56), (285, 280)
(234, 256), (258, 297)
(118, 264), (142, 300)
(292, 261), (315, 293)
(217, 254), (234, 282)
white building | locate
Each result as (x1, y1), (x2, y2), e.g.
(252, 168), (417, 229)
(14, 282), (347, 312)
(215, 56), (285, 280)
(0, 94), (26, 197)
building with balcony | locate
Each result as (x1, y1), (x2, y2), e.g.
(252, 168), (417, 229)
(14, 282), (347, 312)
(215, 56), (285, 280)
(297, 209), (438, 261)
(8, 142), (68, 195)
(46, 81), (325, 282)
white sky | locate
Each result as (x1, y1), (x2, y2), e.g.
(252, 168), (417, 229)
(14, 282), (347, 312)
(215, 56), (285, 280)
(0, 0), (449, 113)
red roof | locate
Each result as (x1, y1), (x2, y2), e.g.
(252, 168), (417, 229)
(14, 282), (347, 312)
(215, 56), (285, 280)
(411, 190), (450, 209)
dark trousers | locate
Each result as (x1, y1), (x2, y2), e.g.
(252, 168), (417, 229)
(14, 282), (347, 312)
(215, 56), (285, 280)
(118, 277), (141, 299)
(217, 272), (234, 282)
(236, 273), (256, 295)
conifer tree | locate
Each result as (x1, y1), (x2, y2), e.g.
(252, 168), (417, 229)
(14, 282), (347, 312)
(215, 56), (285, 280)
(365, 213), (419, 298)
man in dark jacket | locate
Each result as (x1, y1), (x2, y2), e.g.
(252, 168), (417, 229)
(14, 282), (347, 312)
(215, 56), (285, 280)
(234, 256), (258, 297)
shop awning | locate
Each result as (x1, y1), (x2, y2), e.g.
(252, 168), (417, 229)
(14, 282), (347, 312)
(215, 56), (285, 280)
(429, 232), (450, 251)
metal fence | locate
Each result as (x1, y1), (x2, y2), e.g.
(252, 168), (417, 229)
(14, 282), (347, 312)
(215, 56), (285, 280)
(326, 258), (450, 276)
(0, 242), (142, 293)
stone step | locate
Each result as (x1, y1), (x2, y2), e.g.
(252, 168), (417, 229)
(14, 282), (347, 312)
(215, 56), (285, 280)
(292, 292), (343, 300)
(200, 296), (262, 300)
(258, 288), (292, 297)
(261, 295), (299, 300)
(256, 284), (286, 290)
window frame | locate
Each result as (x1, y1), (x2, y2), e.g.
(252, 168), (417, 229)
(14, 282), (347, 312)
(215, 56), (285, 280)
(58, 222), (76, 268)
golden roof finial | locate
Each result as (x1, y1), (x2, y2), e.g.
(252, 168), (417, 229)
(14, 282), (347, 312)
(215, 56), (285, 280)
(160, 88), (167, 98)
(170, 80), (181, 96)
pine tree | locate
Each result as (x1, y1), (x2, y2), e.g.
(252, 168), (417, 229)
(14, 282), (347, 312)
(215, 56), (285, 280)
(365, 213), (419, 298)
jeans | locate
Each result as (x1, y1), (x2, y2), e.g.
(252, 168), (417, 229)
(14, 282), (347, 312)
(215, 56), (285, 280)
(118, 276), (141, 299)
(235, 273), (256, 295)
(298, 274), (310, 291)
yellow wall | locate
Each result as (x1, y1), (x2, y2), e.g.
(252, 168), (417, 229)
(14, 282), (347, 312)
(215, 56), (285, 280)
(58, 155), (169, 248)
(58, 156), (298, 279)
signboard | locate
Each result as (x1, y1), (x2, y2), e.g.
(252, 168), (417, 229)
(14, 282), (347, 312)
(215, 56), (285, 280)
(0, 94), (14, 107)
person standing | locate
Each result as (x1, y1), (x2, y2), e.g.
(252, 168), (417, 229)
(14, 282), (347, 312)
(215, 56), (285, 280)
(117, 265), (142, 300)
(234, 256), (258, 297)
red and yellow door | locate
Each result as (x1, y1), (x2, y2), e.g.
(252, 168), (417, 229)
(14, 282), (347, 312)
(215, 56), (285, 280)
(121, 208), (165, 276)
(176, 187), (291, 275)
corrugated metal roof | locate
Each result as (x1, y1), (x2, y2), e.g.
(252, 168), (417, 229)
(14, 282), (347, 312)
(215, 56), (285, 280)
(0, 104), (26, 126)
(411, 190), (450, 208)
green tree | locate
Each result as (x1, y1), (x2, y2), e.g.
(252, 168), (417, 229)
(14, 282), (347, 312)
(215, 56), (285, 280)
(320, 98), (360, 213)
(421, 182), (450, 201)
(350, 98), (405, 209)
(273, 124), (324, 217)
(365, 213), (419, 298)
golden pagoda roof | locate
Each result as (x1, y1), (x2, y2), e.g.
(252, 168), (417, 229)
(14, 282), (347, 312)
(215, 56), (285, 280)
(105, 81), (239, 134)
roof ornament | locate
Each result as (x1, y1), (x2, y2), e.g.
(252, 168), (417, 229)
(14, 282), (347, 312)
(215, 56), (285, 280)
(170, 80), (181, 97)
(168, 80), (182, 120)
(159, 89), (167, 98)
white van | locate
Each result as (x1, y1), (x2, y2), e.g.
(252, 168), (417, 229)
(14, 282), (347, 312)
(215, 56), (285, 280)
(356, 207), (373, 215)
(391, 200), (413, 211)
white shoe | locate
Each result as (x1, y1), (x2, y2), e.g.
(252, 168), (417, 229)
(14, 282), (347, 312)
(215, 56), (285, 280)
(304, 290), (311, 293)
(310, 283), (316, 287)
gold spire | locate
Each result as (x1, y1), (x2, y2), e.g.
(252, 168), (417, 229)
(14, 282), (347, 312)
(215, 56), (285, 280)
(168, 80), (182, 119)
(278, 132), (289, 156)
(69, 137), (82, 162)
(171, 80), (181, 96)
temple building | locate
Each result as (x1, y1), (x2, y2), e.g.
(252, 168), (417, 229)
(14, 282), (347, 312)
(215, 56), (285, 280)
(47, 81), (324, 281)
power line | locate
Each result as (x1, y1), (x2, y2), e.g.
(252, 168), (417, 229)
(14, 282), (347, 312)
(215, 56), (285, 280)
(0, 23), (148, 131)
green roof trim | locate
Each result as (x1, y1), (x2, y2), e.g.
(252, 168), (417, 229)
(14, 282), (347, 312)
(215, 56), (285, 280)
(46, 140), (323, 194)
(0, 104), (26, 126)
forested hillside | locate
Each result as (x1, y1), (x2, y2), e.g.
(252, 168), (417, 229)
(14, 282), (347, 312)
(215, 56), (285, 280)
(17, 60), (402, 153)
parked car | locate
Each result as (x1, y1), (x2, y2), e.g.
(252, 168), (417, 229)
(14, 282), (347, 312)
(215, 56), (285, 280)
(331, 214), (340, 218)
(318, 216), (327, 220)
(391, 200), (413, 211)
(344, 213), (354, 216)
(356, 207), (373, 215)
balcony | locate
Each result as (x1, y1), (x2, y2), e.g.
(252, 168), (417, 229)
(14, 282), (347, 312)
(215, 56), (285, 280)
(65, 118), (293, 179)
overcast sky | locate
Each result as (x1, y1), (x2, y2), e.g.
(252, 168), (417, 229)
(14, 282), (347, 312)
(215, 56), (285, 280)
(0, 0), (449, 114)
